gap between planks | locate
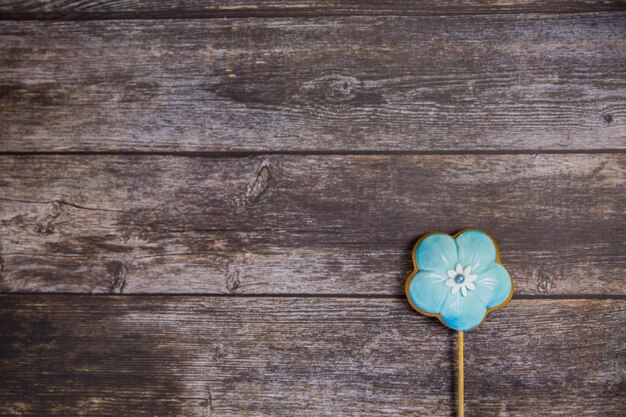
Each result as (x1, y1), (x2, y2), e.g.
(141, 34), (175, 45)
(0, 293), (624, 300)
(1, 0), (625, 14)
(2, 149), (626, 158)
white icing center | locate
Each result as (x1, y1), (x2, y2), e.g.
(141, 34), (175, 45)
(445, 263), (478, 297)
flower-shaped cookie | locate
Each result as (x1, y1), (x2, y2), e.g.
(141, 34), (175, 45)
(405, 229), (513, 331)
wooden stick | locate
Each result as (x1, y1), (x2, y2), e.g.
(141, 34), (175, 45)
(458, 331), (464, 417)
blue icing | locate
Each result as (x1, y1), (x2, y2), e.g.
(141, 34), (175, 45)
(456, 229), (497, 273)
(478, 263), (512, 309)
(415, 233), (457, 272)
(440, 291), (487, 331)
(408, 271), (450, 314)
(407, 229), (513, 331)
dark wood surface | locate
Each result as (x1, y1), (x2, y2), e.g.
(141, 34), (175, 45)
(1, 0), (626, 16)
(1, 154), (624, 295)
(0, 1), (624, 416)
(1, 12), (625, 152)
(1, 296), (624, 416)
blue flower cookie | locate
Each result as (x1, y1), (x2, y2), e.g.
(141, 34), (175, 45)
(405, 229), (513, 331)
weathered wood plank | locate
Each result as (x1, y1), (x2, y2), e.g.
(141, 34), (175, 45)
(0, 13), (624, 152)
(1, 154), (623, 295)
(1, 0), (624, 16)
(0, 296), (623, 416)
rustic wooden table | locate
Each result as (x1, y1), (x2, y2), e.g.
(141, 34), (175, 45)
(1, 1), (625, 416)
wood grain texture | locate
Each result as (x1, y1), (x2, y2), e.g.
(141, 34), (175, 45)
(1, 0), (625, 16)
(1, 13), (624, 152)
(0, 296), (623, 416)
(1, 154), (624, 295)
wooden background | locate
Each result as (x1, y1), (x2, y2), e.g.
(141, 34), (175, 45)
(0, 1), (625, 416)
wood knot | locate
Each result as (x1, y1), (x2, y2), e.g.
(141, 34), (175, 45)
(226, 263), (241, 293)
(302, 75), (385, 105)
(108, 261), (127, 294)
(205, 382), (214, 415)
(603, 113), (614, 124)
(304, 75), (359, 104)
(245, 159), (270, 204)
(329, 75), (358, 95)
(535, 270), (552, 294)
(36, 201), (62, 234)
(590, 160), (608, 179)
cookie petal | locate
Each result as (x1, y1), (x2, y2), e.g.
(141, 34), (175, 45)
(416, 233), (458, 273)
(407, 271), (450, 314)
(455, 230), (497, 273)
(440, 291), (487, 331)
(474, 263), (513, 309)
